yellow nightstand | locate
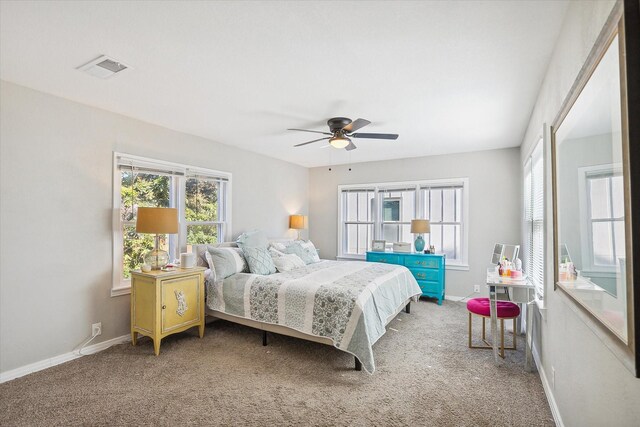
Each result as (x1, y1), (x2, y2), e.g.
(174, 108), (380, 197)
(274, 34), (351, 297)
(130, 267), (206, 355)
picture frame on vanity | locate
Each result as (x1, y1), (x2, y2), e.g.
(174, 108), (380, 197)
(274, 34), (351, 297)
(371, 240), (386, 252)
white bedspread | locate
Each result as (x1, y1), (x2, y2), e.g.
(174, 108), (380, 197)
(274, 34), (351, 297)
(206, 260), (421, 373)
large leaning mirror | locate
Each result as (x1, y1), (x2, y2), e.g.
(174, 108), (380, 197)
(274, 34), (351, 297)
(552, 3), (637, 376)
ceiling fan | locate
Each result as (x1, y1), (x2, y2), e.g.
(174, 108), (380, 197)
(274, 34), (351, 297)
(289, 117), (399, 151)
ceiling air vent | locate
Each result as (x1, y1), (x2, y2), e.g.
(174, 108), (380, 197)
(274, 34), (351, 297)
(77, 55), (130, 79)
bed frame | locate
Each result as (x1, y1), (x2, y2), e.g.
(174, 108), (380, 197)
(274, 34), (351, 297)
(205, 299), (412, 371)
(193, 242), (413, 371)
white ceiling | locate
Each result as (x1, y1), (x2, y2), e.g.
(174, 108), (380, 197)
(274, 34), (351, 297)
(0, 1), (569, 168)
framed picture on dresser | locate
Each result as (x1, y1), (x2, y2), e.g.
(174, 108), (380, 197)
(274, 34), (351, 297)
(371, 240), (386, 252)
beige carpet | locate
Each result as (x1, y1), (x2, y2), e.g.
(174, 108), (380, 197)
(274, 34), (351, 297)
(0, 300), (554, 426)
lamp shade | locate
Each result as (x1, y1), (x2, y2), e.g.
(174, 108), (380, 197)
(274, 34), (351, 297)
(289, 214), (307, 230)
(411, 219), (430, 234)
(136, 207), (179, 234)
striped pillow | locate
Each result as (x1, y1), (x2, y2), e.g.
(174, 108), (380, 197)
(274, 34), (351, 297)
(205, 247), (248, 279)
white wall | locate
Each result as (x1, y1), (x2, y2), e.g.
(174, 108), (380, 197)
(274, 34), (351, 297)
(519, 1), (640, 426)
(308, 147), (521, 299)
(0, 81), (308, 373)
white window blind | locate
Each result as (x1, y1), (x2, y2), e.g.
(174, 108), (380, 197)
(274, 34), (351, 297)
(524, 140), (544, 299)
(341, 188), (376, 255)
(338, 179), (469, 266)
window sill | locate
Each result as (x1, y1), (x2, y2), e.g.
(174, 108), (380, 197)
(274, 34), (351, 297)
(337, 255), (365, 261)
(446, 264), (469, 271)
(337, 255), (469, 271)
(534, 297), (547, 319)
(111, 285), (131, 297)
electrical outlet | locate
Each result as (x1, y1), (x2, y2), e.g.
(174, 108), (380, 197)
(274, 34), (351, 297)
(92, 322), (102, 337)
(551, 366), (556, 390)
(474, 285), (480, 293)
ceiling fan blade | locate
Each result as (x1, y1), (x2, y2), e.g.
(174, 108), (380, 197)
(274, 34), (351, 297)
(352, 132), (399, 140)
(288, 128), (332, 135)
(343, 118), (371, 133)
(294, 137), (331, 147)
(345, 141), (357, 151)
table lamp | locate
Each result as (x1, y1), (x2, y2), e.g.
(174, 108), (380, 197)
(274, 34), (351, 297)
(136, 207), (179, 270)
(411, 219), (430, 252)
(289, 214), (307, 240)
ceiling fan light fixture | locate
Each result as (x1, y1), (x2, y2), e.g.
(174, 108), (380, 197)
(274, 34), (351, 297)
(329, 136), (350, 149)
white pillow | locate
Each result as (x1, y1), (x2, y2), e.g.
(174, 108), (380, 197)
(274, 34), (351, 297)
(299, 240), (320, 262)
(285, 240), (320, 264)
(269, 247), (287, 258)
(272, 253), (306, 272)
(269, 241), (290, 252)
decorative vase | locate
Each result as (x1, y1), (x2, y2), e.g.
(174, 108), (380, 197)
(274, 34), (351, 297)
(414, 235), (425, 252)
(144, 249), (169, 270)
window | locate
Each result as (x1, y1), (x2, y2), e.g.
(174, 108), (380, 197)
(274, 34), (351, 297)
(185, 175), (229, 245)
(338, 179), (469, 268)
(578, 165), (625, 272)
(381, 188), (416, 244)
(113, 153), (231, 295)
(341, 189), (375, 255)
(420, 185), (463, 261)
(524, 139), (544, 300)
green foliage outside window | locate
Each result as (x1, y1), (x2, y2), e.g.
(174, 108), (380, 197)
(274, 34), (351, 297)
(121, 172), (171, 279)
(120, 173), (220, 279)
(185, 178), (219, 245)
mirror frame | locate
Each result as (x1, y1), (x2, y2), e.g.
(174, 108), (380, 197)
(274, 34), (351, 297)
(551, 0), (640, 377)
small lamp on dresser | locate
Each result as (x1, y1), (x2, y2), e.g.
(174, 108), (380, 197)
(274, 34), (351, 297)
(411, 219), (430, 252)
(136, 207), (179, 270)
(289, 214), (307, 240)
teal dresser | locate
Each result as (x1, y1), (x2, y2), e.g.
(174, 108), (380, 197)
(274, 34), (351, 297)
(366, 252), (446, 305)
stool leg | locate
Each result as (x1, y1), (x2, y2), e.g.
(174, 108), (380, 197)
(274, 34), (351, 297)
(468, 312), (472, 348)
(500, 319), (505, 359)
(482, 317), (486, 341)
(513, 318), (517, 350)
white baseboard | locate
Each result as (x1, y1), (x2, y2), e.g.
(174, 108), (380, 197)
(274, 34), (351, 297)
(0, 334), (131, 384)
(532, 345), (564, 427)
(445, 294), (476, 302)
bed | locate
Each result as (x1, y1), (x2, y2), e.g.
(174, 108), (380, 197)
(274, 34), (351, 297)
(194, 244), (422, 373)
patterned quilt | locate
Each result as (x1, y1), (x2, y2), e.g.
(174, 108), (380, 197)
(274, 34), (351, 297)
(206, 260), (421, 373)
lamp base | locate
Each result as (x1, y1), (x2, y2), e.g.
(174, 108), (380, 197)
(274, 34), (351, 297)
(144, 249), (169, 270)
(414, 235), (425, 252)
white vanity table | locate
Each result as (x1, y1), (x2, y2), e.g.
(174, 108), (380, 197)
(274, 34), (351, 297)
(486, 269), (535, 371)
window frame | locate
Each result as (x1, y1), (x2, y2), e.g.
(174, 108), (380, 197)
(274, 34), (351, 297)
(337, 178), (469, 270)
(577, 163), (624, 275)
(420, 184), (464, 262)
(112, 152), (232, 296)
(340, 188), (376, 256)
(524, 138), (545, 301)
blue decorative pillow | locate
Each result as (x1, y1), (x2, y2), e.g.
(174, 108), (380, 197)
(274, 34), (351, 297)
(236, 230), (276, 275)
(242, 246), (276, 275)
(236, 230), (269, 249)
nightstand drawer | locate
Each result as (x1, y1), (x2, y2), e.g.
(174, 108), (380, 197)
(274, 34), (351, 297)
(410, 268), (439, 282)
(366, 253), (401, 264)
(403, 255), (441, 269)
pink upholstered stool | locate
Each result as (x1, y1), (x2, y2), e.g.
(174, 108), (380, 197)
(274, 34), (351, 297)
(467, 297), (520, 358)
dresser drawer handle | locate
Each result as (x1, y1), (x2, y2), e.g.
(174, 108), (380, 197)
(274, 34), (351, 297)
(162, 305), (166, 309)
(416, 273), (426, 279)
